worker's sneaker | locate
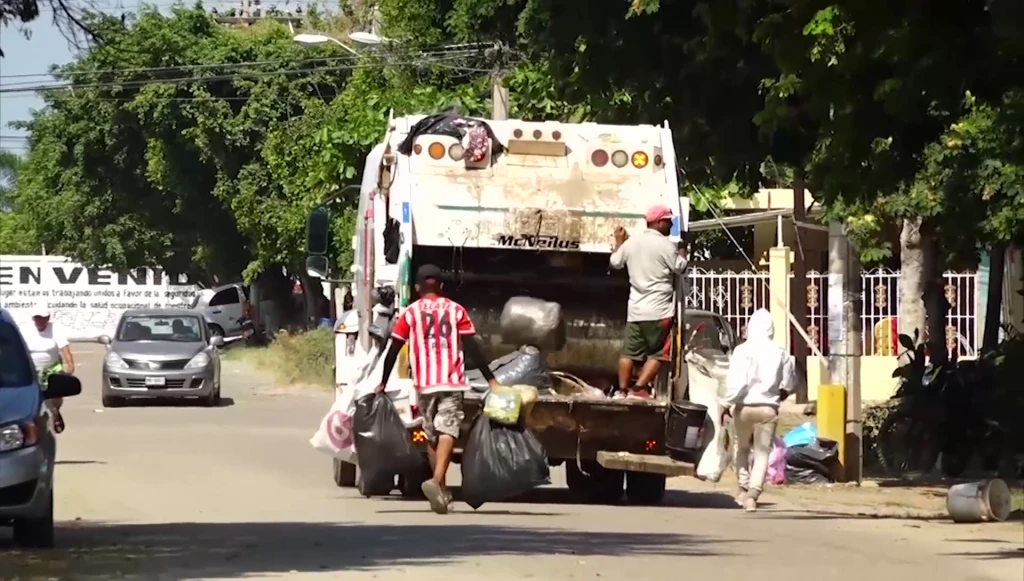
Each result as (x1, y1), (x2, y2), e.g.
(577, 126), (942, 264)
(742, 496), (758, 512)
(421, 480), (449, 515)
(735, 487), (749, 506)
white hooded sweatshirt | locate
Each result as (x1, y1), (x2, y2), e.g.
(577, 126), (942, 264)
(723, 309), (794, 409)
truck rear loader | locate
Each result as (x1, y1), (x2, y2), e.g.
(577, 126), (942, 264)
(309, 112), (711, 505)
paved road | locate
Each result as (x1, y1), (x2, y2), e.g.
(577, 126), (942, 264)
(1, 345), (1020, 580)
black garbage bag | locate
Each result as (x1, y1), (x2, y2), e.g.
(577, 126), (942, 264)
(397, 113), (505, 158)
(467, 346), (551, 393)
(460, 416), (550, 509)
(783, 439), (839, 484)
(353, 393), (422, 495)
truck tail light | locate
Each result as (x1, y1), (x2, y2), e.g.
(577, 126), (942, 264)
(631, 152), (649, 168)
(591, 149), (609, 167)
(427, 142), (445, 160)
(611, 150), (629, 168)
(448, 143), (465, 160)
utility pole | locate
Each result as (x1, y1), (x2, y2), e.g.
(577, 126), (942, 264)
(489, 42), (510, 120)
(492, 78), (509, 120)
(827, 222), (863, 481)
(791, 170), (809, 403)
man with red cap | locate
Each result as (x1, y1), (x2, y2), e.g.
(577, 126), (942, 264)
(609, 204), (687, 398)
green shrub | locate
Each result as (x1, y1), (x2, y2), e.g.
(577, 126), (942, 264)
(232, 328), (335, 388)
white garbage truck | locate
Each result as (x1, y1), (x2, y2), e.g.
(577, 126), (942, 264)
(310, 112), (713, 504)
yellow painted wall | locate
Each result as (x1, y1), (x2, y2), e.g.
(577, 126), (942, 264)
(806, 356), (900, 402)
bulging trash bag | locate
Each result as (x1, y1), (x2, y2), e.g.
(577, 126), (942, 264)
(499, 297), (566, 352)
(783, 439), (839, 485)
(483, 386), (523, 425)
(782, 422), (818, 448)
(460, 416), (550, 509)
(352, 393), (422, 494)
(467, 345), (552, 392)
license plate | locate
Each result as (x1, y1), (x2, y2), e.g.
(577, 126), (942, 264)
(145, 376), (166, 387)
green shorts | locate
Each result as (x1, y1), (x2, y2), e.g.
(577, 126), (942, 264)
(623, 319), (674, 362)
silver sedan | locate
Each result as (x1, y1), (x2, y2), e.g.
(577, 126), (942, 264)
(100, 308), (223, 407)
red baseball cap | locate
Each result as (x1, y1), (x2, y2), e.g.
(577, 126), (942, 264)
(645, 204), (673, 223)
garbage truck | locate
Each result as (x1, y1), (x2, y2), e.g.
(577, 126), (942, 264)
(308, 112), (713, 505)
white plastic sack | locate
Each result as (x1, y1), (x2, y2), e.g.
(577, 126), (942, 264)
(499, 297), (566, 351)
(687, 349), (731, 483)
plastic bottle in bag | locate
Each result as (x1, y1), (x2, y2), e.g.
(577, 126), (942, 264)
(483, 385), (523, 425)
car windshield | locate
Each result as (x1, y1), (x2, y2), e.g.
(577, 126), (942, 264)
(0, 319), (35, 388)
(117, 315), (203, 343)
(684, 314), (729, 352)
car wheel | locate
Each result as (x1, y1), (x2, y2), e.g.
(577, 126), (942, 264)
(203, 390), (220, 407)
(13, 490), (55, 549)
(625, 472), (667, 505)
(101, 395), (124, 408)
(209, 324), (225, 339)
(398, 457), (432, 499)
(566, 461), (624, 504)
(333, 459), (357, 487)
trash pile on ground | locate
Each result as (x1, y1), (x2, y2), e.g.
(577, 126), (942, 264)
(779, 422), (840, 484)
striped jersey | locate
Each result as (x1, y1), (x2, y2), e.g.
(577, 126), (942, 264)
(390, 295), (476, 393)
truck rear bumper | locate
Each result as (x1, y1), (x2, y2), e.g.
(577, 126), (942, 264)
(596, 451), (696, 477)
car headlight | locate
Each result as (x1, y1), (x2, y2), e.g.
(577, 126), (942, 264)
(184, 352), (211, 369)
(105, 351), (128, 369)
(0, 423), (37, 452)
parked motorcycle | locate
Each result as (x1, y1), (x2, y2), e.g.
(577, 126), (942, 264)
(875, 332), (1009, 477)
(235, 315), (268, 347)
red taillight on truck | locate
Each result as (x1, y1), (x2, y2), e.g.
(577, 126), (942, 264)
(591, 149), (609, 167)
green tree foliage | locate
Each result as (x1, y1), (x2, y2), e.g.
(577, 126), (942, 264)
(14, 7), (352, 282)
(0, 149), (39, 254)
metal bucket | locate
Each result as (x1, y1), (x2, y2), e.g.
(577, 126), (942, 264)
(946, 478), (1013, 523)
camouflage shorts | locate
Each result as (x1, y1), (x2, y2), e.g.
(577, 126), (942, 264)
(418, 391), (465, 444)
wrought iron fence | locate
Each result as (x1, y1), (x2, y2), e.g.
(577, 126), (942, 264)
(684, 267), (979, 358)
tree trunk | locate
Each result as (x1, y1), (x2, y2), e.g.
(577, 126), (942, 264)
(982, 244), (1007, 350)
(921, 233), (949, 364)
(898, 217), (927, 362)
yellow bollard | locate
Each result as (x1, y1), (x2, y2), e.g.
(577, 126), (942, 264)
(816, 384), (847, 482)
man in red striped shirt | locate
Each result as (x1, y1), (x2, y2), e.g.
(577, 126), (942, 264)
(378, 264), (498, 514)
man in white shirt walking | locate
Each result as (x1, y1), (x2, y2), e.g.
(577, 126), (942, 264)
(723, 308), (793, 512)
(609, 205), (687, 399)
(19, 302), (76, 433)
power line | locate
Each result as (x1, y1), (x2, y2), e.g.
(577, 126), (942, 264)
(0, 44), (491, 84)
(0, 55), (493, 95)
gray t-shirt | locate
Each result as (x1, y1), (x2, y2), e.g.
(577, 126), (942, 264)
(609, 229), (687, 322)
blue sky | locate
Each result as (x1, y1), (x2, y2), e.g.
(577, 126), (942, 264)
(0, 17), (76, 153)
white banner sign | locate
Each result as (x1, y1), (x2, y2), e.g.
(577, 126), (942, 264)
(0, 255), (199, 340)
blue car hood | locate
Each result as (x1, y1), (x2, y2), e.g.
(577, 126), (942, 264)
(0, 384), (40, 425)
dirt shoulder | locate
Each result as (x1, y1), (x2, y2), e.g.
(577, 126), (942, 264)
(674, 471), (1023, 546)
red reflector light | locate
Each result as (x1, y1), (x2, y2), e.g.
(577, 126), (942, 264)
(513, 128), (523, 138)
(591, 149), (609, 167)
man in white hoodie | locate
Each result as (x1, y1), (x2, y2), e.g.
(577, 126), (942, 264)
(723, 308), (793, 512)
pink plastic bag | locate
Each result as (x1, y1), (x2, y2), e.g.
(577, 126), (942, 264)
(766, 437), (786, 485)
